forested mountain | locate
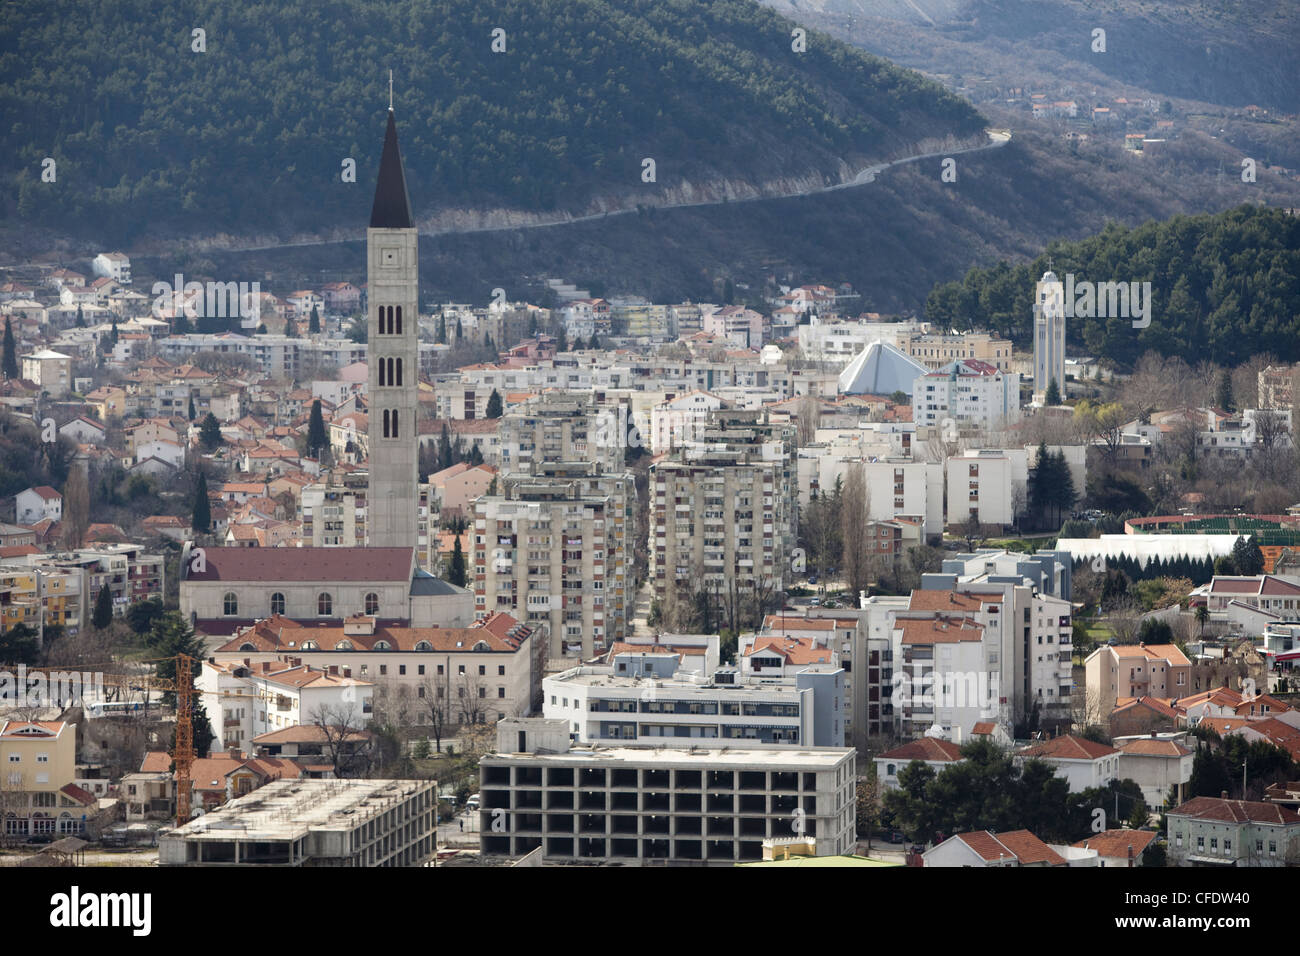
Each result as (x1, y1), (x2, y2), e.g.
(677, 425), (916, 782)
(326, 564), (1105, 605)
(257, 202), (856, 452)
(0, 0), (983, 243)
(923, 205), (1300, 369)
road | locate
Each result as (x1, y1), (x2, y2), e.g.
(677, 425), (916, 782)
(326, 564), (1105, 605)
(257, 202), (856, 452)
(193, 129), (1013, 256)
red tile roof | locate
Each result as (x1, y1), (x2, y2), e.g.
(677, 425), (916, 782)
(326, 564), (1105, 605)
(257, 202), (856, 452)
(1072, 828), (1157, 858)
(1019, 734), (1118, 760)
(880, 738), (963, 762)
(1169, 796), (1300, 825)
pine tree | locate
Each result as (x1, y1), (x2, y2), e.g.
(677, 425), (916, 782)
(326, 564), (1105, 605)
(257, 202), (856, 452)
(438, 423), (453, 471)
(485, 389), (503, 419)
(307, 399), (328, 456)
(1215, 370), (1234, 412)
(1044, 377), (1061, 406)
(109, 315), (119, 345)
(199, 412), (223, 450)
(556, 328), (568, 352)
(448, 536), (467, 587)
(75, 303), (84, 327)
(1, 317), (16, 379)
(92, 583), (114, 630)
(437, 315), (447, 344)
(308, 304), (321, 334)
(191, 473), (211, 533)
(589, 333), (600, 350)
(187, 396), (196, 421)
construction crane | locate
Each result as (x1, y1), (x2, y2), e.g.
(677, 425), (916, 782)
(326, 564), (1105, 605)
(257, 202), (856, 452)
(13, 655), (270, 830)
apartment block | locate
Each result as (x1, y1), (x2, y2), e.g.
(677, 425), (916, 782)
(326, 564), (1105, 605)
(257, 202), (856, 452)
(914, 359), (1021, 434)
(479, 719), (857, 864)
(497, 392), (625, 475)
(1084, 643), (1193, 724)
(300, 471), (368, 547)
(473, 469), (633, 658)
(160, 778), (437, 866)
(945, 449), (1029, 528)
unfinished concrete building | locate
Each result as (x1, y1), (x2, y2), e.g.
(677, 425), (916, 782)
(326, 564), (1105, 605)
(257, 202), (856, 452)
(159, 778), (436, 866)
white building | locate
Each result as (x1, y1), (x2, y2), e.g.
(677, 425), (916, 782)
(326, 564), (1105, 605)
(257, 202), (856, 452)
(16, 486), (62, 526)
(1016, 735), (1120, 792)
(945, 448), (1029, 528)
(92, 252), (132, 285)
(650, 390), (728, 454)
(913, 359), (1021, 433)
(199, 659), (374, 751)
(1032, 271), (1066, 404)
(20, 349), (73, 397)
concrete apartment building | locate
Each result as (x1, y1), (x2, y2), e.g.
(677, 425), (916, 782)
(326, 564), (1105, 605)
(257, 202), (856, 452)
(213, 611), (538, 727)
(299, 471), (368, 547)
(801, 456), (945, 539)
(160, 778), (437, 866)
(496, 392), (625, 475)
(472, 467), (633, 659)
(913, 359), (1021, 434)
(479, 719), (857, 864)
(543, 651), (845, 747)
(650, 410), (797, 615)
(20, 349), (72, 397)
(945, 448), (1029, 528)
(1084, 643), (1193, 724)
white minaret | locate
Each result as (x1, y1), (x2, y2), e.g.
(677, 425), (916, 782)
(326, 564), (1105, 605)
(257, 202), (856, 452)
(366, 106), (419, 549)
(1033, 270), (1065, 405)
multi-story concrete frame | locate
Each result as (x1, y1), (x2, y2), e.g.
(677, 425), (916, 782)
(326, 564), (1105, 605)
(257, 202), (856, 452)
(479, 720), (857, 864)
(160, 778), (437, 866)
(366, 109), (419, 549)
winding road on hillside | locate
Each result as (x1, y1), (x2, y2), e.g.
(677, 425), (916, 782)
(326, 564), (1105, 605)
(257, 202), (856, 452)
(203, 128), (1013, 255)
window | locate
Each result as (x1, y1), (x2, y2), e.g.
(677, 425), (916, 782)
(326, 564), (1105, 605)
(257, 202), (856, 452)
(270, 592), (285, 615)
(379, 665), (387, 676)
(498, 687), (505, 698)
(498, 665), (505, 676)
(478, 687), (485, 699)
(391, 410), (399, 438)
(458, 665), (465, 675)
(223, 592), (238, 615)
(436, 664), (444, 675)
(479, 665), (486, 676)
(383, 409), (390, 438)
(317, 592), (333, 616)
(364, 592), (379, 615)
(36, 753), (48, 763)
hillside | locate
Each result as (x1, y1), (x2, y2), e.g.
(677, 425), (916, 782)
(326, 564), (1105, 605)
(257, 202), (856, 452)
(0, 0), (984, 246)
(923, 205), (1300, 369)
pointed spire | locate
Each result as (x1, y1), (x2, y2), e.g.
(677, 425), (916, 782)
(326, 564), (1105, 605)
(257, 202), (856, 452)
(370, 110), (413, 229)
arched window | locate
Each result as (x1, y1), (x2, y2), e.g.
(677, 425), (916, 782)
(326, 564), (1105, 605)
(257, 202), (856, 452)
(390, 410), (399, 438)
(473, 640), (490, 652)
(270, 592), (285, 616)
(387, 357), (394, 387)
(223, 592), (238, 616)
(301, 641), (318, 650)
(364, 592), (379, 615)
(382, 409), (390, 438)
(317, 592), (333, 616)
(395, 306), (402, 335)
(395, 358), (402, 387)
(238, 642), (256, 652)
(335, 639), (353, 651)
(414, 640), (433, 652)
(378, 359), (385, 386)
(374, 640), (391, 651)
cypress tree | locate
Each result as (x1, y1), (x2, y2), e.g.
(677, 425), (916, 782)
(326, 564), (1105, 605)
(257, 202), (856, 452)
(2, 317), (17, 379)
(308, 304), (321, 334)
(448, 536), (467, 587)
(92, 583), (114, 629)
(75, 303), (84, 327)
(199, 412), (223, 450)
(307, 399), (328, 456)
(485, 389), (503, 419)
(187, 396), (197, 421)
(191, 473), (211, 533)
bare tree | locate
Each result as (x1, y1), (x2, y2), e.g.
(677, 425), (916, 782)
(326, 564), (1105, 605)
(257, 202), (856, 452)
(61, 465), (90, 549)
(308, 703), (372, 778)
(456, 669), (487, 726)
(417, 673), (452, 753)
(795, 394), (822, 447)
(841, 463), (872, 598)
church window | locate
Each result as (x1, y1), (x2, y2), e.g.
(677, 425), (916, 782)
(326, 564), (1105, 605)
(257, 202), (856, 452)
(318, 592), (333, 616)
(270, 592), (285, 615)
(223, 592), (238, 616)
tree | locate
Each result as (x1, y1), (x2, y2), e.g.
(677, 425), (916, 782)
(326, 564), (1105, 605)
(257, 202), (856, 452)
(589, 333), (600, 350)
(485, 389), (503, 419)
(191, 473), (211, 533)
(1215, 370), (1234, 412)
(447, 535), (467, 587)
(109, 315), (119, 345)
(856, 774), (881, 849)
(92, 583), (114, 630)
(0, 623), (40, 666)
(1195, 604), (1210, 637)
(840, 463), (873, 599)
(307, 399), (328, 456)
(1231, 536), (1264, 576)
(1, 317), (16, 379)
(1044, 377), (1061, 406)
(556, 327), (568, 352)
(75, 303), (84, 327)
(187, 395), (196, 421)
(283, 313), (299, 338)
(127, 597), (166, 635)
(309, 703), (372, 777)
(199, 412), (223, 450)
(308, 304), (321, 335)
(61, 466), (90, 548)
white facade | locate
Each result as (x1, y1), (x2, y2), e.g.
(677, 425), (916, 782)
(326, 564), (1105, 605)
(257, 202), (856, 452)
(913, 360), (1021, 433)
(945, 449), (1029, 527)
(650, 390), (727, 454)
(92, 252), (132, 285)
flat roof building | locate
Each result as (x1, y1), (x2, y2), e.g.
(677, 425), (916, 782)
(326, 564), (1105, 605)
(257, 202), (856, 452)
(159, 778), (436, 866)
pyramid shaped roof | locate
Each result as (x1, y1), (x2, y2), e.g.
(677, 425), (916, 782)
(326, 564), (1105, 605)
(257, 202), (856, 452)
(837, 341), (929, 396)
